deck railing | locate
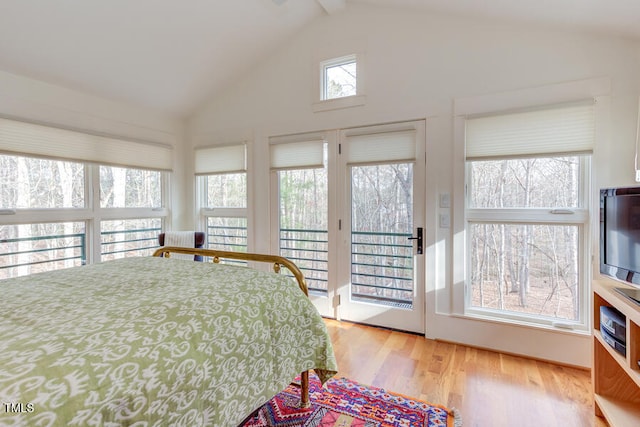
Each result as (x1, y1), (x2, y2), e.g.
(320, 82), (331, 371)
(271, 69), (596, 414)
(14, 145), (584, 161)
(279, 228), (414, 306)
(0, 233), (86, 279)
(0, 226), (162, 278)
(280, 228), (329, 294)
(100, 226), (162, 258)
(2, 226), (414, 307)
(351, 231), (414, 307)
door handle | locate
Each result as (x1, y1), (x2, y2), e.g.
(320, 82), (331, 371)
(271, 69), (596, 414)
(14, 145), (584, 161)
(408, 227), (423, 255)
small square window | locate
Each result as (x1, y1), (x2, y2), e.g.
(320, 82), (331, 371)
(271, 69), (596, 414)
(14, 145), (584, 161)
(321, 55), (357, 100)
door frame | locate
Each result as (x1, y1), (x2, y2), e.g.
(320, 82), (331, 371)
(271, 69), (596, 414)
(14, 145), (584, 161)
(336, 120), (426, 334)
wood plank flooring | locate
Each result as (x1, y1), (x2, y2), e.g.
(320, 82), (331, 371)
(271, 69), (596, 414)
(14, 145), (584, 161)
(324, 319), (608, 427)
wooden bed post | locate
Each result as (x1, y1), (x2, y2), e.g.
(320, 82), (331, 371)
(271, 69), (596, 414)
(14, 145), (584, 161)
(300, 370), (310, 408)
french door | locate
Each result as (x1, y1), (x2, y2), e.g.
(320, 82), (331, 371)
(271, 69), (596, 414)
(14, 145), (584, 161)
(337, 121), (425, 333)
(270, 121), (425, 333)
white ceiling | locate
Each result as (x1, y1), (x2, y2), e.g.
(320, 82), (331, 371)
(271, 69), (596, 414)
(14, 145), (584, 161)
(1, 0), (639, 119)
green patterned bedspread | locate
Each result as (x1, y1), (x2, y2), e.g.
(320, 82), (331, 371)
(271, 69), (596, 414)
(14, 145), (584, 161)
(0, 257), (337, 426)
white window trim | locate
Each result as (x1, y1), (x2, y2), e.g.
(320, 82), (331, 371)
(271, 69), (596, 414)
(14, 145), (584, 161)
(452, 77), (610, 333)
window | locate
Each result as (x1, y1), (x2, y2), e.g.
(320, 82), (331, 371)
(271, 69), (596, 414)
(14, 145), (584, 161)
(0, 155), (85, 209)
(98, 165), (165, 260)
(195, 144), (248, 256)
(203, 174), (248, 254)
(465, 102), (594, 329)
(270, 137), (328, 294)
(320, 55), (357, 101)
(100, 166), (162, 208)
(0, 118), (172, 277)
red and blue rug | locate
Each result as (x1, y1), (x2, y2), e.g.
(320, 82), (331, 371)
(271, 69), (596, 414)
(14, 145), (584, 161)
(242, 375), (461, 427)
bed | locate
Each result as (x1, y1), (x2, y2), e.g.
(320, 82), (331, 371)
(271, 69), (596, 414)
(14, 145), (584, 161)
(0, 247), (337, 426)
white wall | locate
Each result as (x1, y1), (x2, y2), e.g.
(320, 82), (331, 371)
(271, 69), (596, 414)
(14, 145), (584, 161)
(189, 2), (640, 367)
(0, 70), (189, 229)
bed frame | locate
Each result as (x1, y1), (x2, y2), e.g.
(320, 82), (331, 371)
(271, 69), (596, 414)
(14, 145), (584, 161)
(152, 246), (311, 410)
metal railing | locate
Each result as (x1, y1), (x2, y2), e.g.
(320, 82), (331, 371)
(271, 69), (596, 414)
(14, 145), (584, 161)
(1, 225), (414, 307)
(280, 228), (328, 294)
(0, 233), (86, 279)
(278, 228), (414, 307)
(207, 224), (248, 252)
(0, 226), (163, 278)
(351, 231), (414, 307)
(207, 223), (248, 265)
(100, 226), (162, 257)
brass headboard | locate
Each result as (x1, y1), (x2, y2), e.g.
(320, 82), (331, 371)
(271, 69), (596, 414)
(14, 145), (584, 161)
(152, 246), (309, 296)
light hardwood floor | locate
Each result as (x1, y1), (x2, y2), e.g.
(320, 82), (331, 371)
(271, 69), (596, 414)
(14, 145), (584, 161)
(324, 319), (608, 427)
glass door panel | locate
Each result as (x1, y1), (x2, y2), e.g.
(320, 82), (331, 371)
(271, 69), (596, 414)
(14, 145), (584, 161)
(351, 163), (414, 308)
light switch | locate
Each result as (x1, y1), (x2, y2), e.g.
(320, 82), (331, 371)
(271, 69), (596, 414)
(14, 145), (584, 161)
(439, 213), (450, 228)
(440, 193), (450, 208)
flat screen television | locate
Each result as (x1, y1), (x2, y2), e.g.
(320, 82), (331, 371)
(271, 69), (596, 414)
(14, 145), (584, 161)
(600, 187), (640, 303)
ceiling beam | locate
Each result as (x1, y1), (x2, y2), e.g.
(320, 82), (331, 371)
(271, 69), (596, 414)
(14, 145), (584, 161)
(316, 0), (347, 14)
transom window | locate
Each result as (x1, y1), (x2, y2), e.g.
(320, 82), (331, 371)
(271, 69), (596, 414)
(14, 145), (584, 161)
(321, 55), (357, 100)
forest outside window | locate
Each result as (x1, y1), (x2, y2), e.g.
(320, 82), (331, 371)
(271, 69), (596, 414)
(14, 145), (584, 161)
(465, 101), (594, 329)
(195, 144), (248, 255)
(99, 165), (166, 260)
(202, 173), (248, 254)
(0, 155), (168, 277)
(0, 118), (172, 277)
(270, 137), (328, 294)
(321, 55), (357, 101)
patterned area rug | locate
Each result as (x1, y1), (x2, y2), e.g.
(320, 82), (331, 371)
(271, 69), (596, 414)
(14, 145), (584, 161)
(241, 375), (461, 427)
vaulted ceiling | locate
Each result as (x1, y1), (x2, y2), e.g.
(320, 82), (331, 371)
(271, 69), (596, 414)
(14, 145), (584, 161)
(1, 0), (639, 119)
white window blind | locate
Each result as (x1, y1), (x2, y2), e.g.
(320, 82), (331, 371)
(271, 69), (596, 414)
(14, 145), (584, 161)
(194, 144), (246, 175)
(0, 117), (173, 171)
(346, 130), (416, 164)
(465, 101), (595, 160)
(270, 140), (325, 170)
